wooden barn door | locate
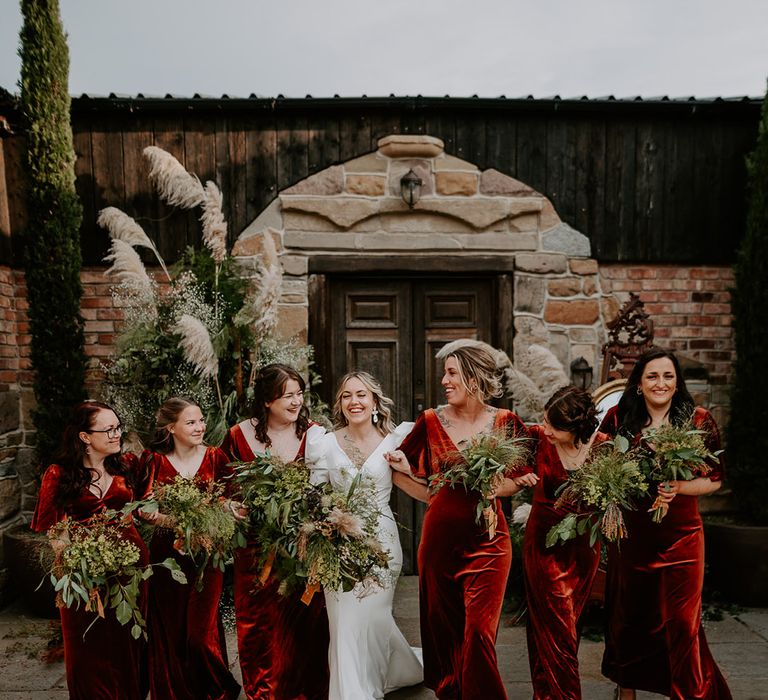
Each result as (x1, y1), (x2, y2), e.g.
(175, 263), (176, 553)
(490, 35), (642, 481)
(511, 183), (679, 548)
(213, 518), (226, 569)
(313, 274), (503, 573)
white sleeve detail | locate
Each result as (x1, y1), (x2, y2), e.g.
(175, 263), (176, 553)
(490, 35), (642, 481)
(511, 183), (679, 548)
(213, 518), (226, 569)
(304, 424), (330, 485)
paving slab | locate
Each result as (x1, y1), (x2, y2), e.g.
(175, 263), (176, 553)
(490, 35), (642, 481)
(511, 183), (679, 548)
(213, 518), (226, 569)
(1, 577), (767, 699)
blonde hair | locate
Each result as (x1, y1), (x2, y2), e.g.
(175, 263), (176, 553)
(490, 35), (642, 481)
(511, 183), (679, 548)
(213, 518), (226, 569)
(332, 372), (395, 437)
(440, 344), (503, 402)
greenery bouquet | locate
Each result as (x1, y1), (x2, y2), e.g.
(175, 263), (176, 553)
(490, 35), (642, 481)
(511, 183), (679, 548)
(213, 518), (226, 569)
(129, 476), (245, 588)
(296, 474), (389, 600)
(46, 512), (185, 639)
(639, 422), (719, 522)
(546, 436), (648, 548)
(430, 429), (530, 539)
(230, 454), (314, 583)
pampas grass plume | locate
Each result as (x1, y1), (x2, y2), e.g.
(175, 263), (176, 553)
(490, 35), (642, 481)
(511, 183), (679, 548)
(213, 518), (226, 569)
(104, 239), (156, 309)
(143, 146), (205, 209)
(201, 181), (227, 264)
(174, 314), (219, 379)
(97, 206), (170, 280)
(504, 366), (547, 421)
(236, 231), (282, 339)
(525, 344), (570, 391)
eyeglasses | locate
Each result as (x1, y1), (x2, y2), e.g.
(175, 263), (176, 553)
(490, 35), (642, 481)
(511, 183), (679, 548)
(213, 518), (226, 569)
(87, 425), (123, 439)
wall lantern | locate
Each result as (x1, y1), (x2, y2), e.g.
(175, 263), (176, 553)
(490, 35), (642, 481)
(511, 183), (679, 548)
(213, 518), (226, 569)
(570, 356), (594, 391)
(400, 169), (423, 208)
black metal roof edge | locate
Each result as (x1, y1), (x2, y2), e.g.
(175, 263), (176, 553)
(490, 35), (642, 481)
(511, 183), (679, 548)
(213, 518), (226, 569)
(61, 93), (762, 116)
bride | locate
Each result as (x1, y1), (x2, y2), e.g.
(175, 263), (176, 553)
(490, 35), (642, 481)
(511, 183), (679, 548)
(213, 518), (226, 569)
(305, 371), (425, 700)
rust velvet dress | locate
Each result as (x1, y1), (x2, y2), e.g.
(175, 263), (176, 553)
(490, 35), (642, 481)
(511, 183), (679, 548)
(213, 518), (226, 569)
(599, 406), (732, 699)
(522, 426), (608, 700)
(142, 446), (240, 700)
(221, 423), (330, 700)
(398, 408), (527, 700)
(31, 457), (148, 700)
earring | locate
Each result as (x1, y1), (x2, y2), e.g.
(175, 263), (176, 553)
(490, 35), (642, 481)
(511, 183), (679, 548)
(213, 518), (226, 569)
(372, 407), (379, 424)
(85, 446), (91, 455)
(636, 387), (643, 395)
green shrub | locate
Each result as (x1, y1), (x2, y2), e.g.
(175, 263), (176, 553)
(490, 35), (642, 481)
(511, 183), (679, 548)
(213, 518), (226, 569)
(19, 0), (87, 466)
(728, 85), (768, 524)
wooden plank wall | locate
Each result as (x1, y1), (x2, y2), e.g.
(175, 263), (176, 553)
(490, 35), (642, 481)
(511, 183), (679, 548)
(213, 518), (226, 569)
(2, 98), (760, 266)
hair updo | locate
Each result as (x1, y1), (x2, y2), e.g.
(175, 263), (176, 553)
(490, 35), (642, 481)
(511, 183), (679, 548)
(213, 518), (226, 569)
(441, 344), (503, 403)
(544, 385), (598, 445)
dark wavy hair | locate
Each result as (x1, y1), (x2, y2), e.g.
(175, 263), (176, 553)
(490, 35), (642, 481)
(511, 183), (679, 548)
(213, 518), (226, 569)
(52, 400), (131, 508)
(615, 348), (694, 437)
(251, 364), (310, 447)
(148, 396), (201, 455)
(544, 385), (599, 445)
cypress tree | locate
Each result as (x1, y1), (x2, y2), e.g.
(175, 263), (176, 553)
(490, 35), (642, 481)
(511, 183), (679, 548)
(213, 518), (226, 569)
(19, 0), (87, 466)
(727, 85), (768, 524)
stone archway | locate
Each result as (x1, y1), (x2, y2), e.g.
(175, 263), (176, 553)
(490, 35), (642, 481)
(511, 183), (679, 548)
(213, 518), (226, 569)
(232, 134), (610, 390)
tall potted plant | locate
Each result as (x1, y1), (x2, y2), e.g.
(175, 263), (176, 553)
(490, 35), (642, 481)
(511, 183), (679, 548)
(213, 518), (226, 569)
(705, 84), (768, 606)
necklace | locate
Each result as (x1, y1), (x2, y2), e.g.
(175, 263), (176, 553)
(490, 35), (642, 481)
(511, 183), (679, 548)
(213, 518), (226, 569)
(88, 468), (112, 496)
(557, 441), (588, 470)
(340, 430), (378, 469)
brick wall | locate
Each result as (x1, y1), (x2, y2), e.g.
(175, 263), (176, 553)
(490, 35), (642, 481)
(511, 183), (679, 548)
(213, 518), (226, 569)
(599, 263), (734, 426)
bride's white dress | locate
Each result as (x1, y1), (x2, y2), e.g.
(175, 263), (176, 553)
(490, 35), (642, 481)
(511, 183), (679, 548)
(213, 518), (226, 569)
(305, 423), (423, 700)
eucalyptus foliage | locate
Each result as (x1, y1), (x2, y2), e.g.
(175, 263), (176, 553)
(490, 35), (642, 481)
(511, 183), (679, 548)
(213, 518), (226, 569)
(19, 0), (87, 465)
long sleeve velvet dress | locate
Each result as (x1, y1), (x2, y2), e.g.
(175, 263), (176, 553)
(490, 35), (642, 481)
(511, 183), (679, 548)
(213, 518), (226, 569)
(522, 426), (608, 700)
(31, 457), (149, 700)
(141, 446), (241, 700)
(599, 406), (732, 699)
(221, 423), (330, 700)
(398, 408), (528, 700)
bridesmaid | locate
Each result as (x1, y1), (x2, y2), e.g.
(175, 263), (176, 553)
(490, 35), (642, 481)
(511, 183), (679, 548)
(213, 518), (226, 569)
(221, 363), (330, 700)
(386, 341), (529, 700)
(31, 400), (148, 700)
(599, 348), (731, 700)
(141, 397), (240, 700)
(522, 386), (608, 700)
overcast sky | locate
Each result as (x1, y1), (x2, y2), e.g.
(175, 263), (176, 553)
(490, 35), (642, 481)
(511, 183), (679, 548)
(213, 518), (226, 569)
(1, 0), (767, 99)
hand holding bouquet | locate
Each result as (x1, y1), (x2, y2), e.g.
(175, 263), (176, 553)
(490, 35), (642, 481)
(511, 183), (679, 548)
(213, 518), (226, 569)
(640, 422), (719, 522)
(430, 429), (530, 539)
(546, 436), (648, 548)
(46, 512), (184, 639)
(130, 476), (244, 588)
(231, 454), (314, 582)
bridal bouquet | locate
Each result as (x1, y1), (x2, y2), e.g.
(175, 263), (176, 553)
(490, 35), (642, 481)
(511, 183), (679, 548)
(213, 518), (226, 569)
(296, 474), (389, 600)
(430, 429), (530, 539)
(230, 454), (314, 581)
(546, 436), (648, 548)
(639, 422), (719, 522)
(130, 476), (244, 587)
(47, 512), (184, 639)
